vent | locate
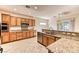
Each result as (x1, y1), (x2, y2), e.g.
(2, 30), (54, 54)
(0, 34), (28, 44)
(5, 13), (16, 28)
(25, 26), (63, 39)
(25, 5), (31, 8)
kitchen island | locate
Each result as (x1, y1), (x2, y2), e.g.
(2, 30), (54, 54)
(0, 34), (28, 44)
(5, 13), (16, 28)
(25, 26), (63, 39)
(37, 30), (79, 53)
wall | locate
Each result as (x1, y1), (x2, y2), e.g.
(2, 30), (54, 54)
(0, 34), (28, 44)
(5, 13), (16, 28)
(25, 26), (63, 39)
(35, 17), (49, 32)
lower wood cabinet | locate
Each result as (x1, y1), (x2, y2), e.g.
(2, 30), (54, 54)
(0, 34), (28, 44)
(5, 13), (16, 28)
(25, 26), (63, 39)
(41, 34), (56, 47)
(10, 32), (17, 41)
(29, 31), (34, 37)
(26, 31), (30, 38)
(1, 32), (10, 44)
(16, 32), (23, 40)
(22, 32), (26, 39)
(42, 35), (48, 46)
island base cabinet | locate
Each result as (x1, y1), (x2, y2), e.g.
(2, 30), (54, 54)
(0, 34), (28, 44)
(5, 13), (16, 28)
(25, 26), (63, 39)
(48, 37), (55, 45)
(42, 35), (56, 47)
(1, 32), (10, 44)
(42, 35), (48, 46)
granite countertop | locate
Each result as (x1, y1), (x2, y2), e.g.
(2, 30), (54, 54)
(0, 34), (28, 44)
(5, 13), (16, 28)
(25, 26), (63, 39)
(47, 38), (79, 53)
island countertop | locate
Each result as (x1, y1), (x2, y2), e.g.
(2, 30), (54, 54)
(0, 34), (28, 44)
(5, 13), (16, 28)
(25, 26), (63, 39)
(47, 38), (79, 53)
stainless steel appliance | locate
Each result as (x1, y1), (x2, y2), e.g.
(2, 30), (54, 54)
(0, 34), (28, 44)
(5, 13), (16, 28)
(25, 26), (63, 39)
(21, 22), (29, 27)
(1, 23), (9, 32)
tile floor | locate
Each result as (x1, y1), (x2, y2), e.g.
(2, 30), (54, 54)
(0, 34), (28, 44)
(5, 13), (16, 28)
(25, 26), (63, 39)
(1, 37), (48, 53)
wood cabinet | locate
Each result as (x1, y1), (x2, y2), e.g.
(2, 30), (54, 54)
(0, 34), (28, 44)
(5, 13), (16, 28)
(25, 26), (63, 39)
(1, 32), (10, 44)
(2, 14), (10, 24)
(42, 35), (56, 46)
(26, 18), (29, 23)
(16, 32), (23, 40)
(16, 17), (21, 26)
(22, 32), (26, 39)
(42, 35), (48, 46)
(29, 19), (33, 26)
(48, 37), (55, 45)
(10, 32), (17, 41)
(34, 30), (36, 36)
(10, 16), (17, 26)
(26, 31), (30, 38)
(37, 32), (59, 47)
(21, 18), (26, 22)
(32, 20), (35, 26)
(29, 30), (34, 37)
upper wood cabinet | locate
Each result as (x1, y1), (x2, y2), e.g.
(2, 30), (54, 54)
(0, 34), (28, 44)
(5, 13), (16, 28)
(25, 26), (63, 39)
(28, 19), (35, 26)
(1, 32), (10, 44)
(26, 18), (29, 23)
(10, 16), (17, 26)
(21, 18), (26, 23)
(16, 17), (21, 26)
(32, 20), (35, 26)
(2, 14), (10, 24)
(29, 19), (33, 26)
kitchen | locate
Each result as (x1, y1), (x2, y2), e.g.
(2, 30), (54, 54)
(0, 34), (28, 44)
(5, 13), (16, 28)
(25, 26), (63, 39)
(0, 5), (79, 53)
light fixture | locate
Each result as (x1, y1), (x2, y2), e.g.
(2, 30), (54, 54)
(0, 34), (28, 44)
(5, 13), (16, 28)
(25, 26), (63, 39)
(14, 8), (17, 11)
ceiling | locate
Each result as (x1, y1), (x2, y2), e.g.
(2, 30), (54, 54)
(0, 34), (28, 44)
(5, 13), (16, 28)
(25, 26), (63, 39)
(0, 5), (79, 19)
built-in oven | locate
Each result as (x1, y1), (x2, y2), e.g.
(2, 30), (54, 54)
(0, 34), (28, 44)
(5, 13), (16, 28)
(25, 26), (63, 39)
(1, 23), (9, 32)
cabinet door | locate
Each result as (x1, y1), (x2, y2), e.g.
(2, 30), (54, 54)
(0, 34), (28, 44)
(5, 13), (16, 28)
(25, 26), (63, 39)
(42, 35), (48, 46)
(29, 19), (32, 26)
(34, 30), (36, 36)
(23, 32), (26, 39)
(26, 31), (29, 38)
(48, 37), (55, 45)
(2, 14), (10, 24)
(1, 32), (10, 44)
(16, 32), (23, 40)
(26, 18), (29, 24)
(10, 32), (16, 41)
(10, 16), (17, 26)
(32, 20), (35, 26)
(22, 18), (26, 22)
(16, 17), (21, 26)
(29, 31), (34, 37)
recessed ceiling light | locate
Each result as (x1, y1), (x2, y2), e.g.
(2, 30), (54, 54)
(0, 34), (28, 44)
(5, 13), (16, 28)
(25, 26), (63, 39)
(14, 8), (17, 11)
(34, 6), (38, 10)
